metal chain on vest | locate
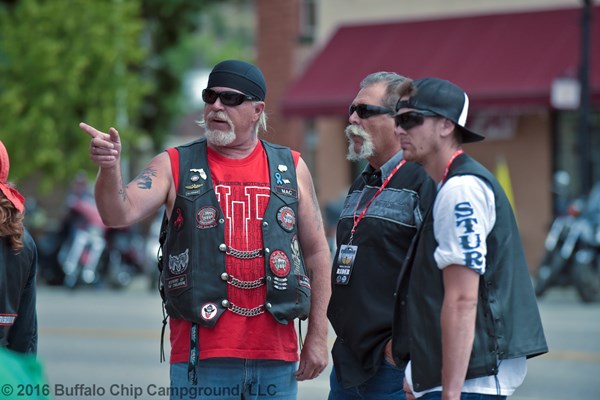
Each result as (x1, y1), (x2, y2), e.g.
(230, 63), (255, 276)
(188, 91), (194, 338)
(226, 275), (265, 290)
(226, 246), (264, 259)
(227, 303), (265, 317)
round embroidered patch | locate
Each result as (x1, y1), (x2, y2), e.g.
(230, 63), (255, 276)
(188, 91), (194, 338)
(269, 250), (291, 277)
(196, 206), (218, 229)
(276, 206), (296, 232)
(201, 303), (218, 321)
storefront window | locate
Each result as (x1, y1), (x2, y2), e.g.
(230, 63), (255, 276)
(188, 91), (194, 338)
(554, 109), (600, 214)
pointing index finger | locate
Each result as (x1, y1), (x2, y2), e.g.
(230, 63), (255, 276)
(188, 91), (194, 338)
(79, 122), (103, 139)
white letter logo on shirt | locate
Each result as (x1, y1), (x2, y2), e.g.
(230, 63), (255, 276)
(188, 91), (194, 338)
(454, 202), (484, 269)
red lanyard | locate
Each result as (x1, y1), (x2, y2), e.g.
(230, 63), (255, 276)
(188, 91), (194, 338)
(350, 160), (406, 243)
(441, 149), (464, 184)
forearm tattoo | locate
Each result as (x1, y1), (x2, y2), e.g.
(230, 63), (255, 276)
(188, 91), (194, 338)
(135, 167), (157, 190)
(119, 187), (128, 202)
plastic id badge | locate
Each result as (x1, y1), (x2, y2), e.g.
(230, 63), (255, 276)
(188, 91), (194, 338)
(335, 244), (358, 285)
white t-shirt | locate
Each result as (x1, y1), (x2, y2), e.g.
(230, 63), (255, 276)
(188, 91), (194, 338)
(406, 175), (526, 398)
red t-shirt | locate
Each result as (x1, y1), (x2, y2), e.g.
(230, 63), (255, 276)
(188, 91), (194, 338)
(167, 141), (301, 363)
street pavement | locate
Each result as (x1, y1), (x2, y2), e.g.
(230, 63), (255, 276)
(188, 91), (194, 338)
(33, 278), (599, 399)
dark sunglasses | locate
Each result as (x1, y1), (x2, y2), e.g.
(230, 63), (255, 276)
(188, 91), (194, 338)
(394, 111), (439, 130)
(202, 88), (258, 106)
(349, 104), (393, 119)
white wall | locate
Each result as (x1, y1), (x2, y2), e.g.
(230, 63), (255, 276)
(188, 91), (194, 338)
(316, 0), (591, 41)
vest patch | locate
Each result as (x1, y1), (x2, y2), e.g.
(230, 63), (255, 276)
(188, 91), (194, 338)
(291, 235), (301, 274)
(169, 249), (189, 275)
(274, 186), (298, 198)
(166, 275), (188, 291)
(190, 168), (207, 180)
(298, 274), (311, 289)
(269, 250), (291, 277)
(196, 206), (218, 229)
(274, 276), (288, 290)
(200, 303), (218, 321)
(173, 208), (184, 231)
(274, 171), (291, 185)
(0, 314), (17, 326)
(185, 183), (204, 190)
(277, 206), (296, 232)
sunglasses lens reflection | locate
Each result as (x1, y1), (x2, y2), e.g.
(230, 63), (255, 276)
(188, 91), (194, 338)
(355, 105), (370, 118)
(349, 104), (391, 119)
(202, 89), (249, 106)
(202, 89), (218, 104)
(395, 112), (425, 130)
(220, 92), (246, 106)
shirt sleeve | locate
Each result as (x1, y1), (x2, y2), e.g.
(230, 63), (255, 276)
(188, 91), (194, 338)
(7, 234), (38, 354)
(433, 175), (496, 274)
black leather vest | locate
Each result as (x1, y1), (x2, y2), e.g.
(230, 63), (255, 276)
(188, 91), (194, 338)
(392, 153), (548, 391)
(160, 139), (310, 327)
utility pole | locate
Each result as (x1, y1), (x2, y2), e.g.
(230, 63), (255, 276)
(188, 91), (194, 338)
(578, 0), (593, 195)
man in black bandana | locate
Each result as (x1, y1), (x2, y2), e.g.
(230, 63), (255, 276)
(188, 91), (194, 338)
(80, 60), (331, 400)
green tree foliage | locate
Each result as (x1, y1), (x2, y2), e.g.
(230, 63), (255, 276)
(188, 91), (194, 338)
(169, 2), (255, 77)
(138, 0), (221, 151)
(0, 0), (148, 189)
(0, 0), (254, 191)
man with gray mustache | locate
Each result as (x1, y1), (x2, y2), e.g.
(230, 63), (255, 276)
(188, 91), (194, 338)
(80, 60), (331, 400)
(327, 72), (436, 399)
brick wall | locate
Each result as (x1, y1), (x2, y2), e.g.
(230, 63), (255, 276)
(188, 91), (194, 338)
(256, 0), (305, 153)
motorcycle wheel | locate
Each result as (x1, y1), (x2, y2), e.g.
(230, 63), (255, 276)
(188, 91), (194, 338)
(107, 251), (134, 290)
(112, 265), (134, 289)
(63, 268), (80, 289)
(535, 251), (566, 297)
(573, 259), (600, 303)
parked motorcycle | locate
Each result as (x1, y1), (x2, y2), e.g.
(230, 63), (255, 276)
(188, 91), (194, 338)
(101, 226), (148, 289)
(535, 182), (600, 302)
(38, 191), (106, 289)
(36, 175), (146, 289)
(535, 199), (583, 297)
(571, 183), (600, 302)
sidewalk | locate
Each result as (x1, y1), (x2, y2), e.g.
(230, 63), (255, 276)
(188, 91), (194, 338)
(511, 286), (600, 399)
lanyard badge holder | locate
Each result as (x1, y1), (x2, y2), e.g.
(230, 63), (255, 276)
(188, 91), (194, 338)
(334, 160), (406, 285)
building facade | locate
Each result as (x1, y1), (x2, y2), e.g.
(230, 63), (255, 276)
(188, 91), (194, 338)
(255, 0), (600, 270)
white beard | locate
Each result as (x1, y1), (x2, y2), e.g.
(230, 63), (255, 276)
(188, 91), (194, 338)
(345, 124), (374, 161)
(205, 128), (236, 146)
(204, 111), (236, 146)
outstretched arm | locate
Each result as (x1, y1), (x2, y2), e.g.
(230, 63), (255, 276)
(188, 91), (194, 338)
(294, 157), (331, 381)
(80, 122), (173, 227)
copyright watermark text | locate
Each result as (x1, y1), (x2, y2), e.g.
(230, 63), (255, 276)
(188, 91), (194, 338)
(1, 383), (278, 398)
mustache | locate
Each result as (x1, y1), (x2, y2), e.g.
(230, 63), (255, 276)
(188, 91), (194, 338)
(345, 124), (375, 161)
(345, 124), (369, 139)
(196, 111), (231, 129)
(207, 111), (231, 123)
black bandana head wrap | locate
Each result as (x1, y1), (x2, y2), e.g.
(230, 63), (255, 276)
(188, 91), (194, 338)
(206, 60), (266, 101)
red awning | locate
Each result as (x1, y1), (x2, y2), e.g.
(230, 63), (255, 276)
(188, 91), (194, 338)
(282, 6), (600, 117)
